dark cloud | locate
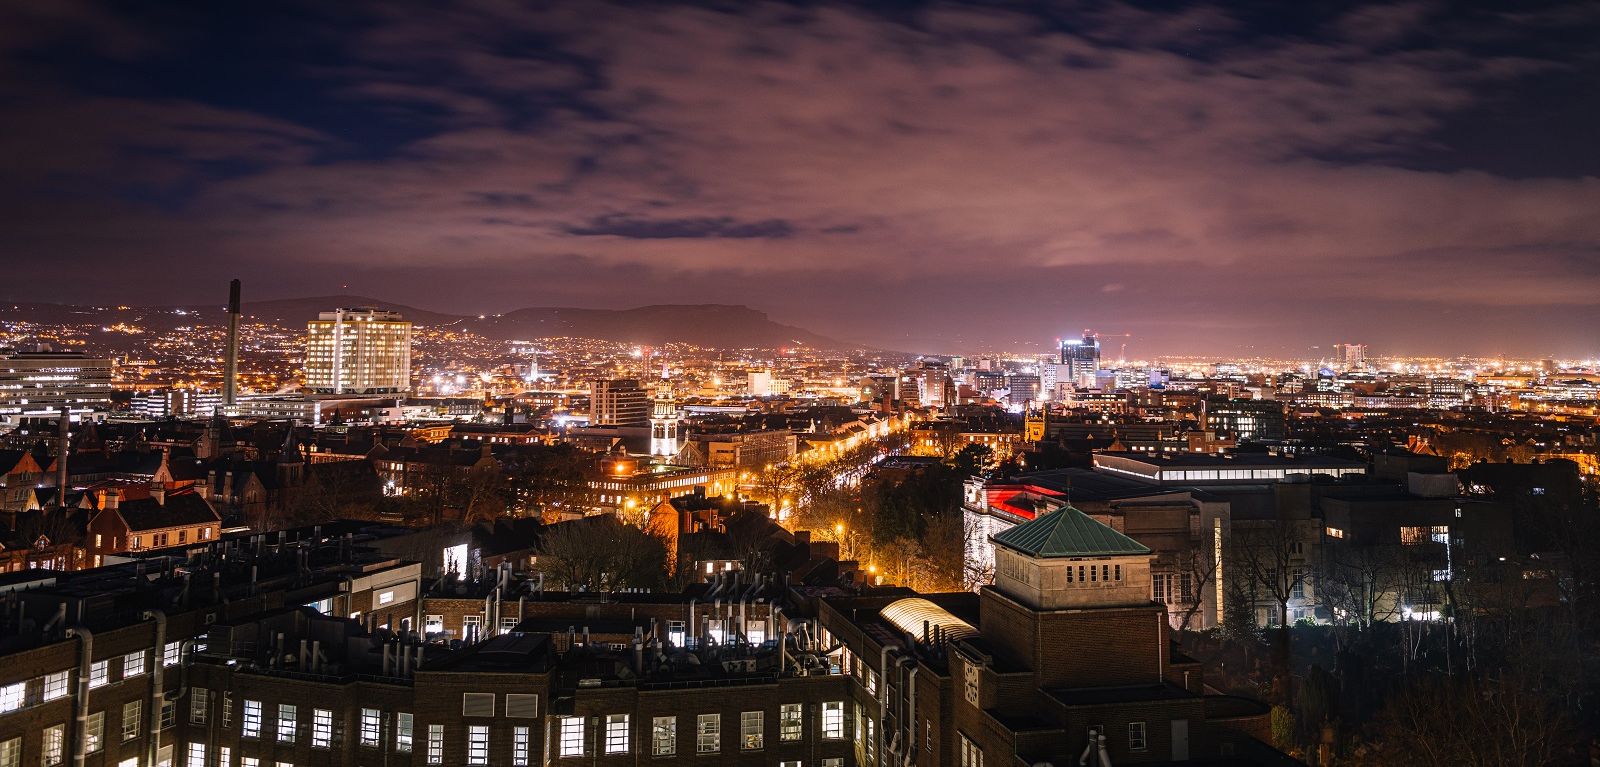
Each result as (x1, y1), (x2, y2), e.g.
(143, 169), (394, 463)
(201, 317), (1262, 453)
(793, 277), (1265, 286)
(566, 215), (795, 239)
(0, 0), (1597, 355)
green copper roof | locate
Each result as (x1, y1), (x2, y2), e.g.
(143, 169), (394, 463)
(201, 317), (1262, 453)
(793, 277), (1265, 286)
(991, 505), (1151, 558)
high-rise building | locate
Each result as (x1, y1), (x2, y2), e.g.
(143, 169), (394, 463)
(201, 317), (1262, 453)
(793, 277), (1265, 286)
(304, 308), (413, 395)
(1005, 373), (1040, 408)
(746, 370), (775, 397)
(914, 360), (953, 410)
(0, 346), (114, 424)
(1060, 332), (1101, 388)
(589, 378), (650, 426)
(1333, 342), (1368, 371)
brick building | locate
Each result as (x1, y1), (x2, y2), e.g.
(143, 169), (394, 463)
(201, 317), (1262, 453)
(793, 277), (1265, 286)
(817, 505), (1289, 766)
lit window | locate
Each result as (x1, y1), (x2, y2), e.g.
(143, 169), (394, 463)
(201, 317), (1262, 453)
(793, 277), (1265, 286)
(312, 708), (332, 748)
(513, 726), (530, 766)
(164, 641), (182, 667)
(359, 709), (381, 747)
(741, 710), (763, 750)
(467, 725), (489, 765)
(190, 688), (209, 724)
(123, 700), (142, 741)
(43, 671), (70, 701)
(124, 650), (147, 678)
(821, 701), (844, 739)
(696, 713), (720, 753)
(652, 716), (676, 756)
(242, 700), (262, 738)
(780, 703), (802, 741)
(42, 725), (64, 767)
(277, 704), (298, 743)
(0, 738), (18, 767)
(186, 741), (207, 767)
(559, 716), (585, 757)
(959, 732), (983, 767)
(426, 724), (444, 764)
(89, 661), (108, 689)
(605, 714), (630, 754)
(396, 713), (414, 753)
(85, 711), (104, 753)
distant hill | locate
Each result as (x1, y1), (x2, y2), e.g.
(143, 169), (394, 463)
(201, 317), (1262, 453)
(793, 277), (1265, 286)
(241, 295), (464, 327)
(462, 305), (848, 349)
(0, 297), (855, 350)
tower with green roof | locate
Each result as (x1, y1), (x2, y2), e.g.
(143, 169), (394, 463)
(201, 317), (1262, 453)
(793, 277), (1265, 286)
(990, 503), (1154, 610)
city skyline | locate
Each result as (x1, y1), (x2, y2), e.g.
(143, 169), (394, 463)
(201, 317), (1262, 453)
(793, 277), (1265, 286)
(3, 1), (1599, 355)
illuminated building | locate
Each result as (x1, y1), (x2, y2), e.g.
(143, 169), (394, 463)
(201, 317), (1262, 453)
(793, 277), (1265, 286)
(649, 382), (681, 457)
(1201, 397), (1287, 441)
(747, 369), (775, 396)
(1059, 331), (1101, 387)
(0, 347), (114, 425)
(130, 388), (223, 419)
(1333, 342), (1368, 371)
(914, 359), (954, 410)
(304, 308), (413, 395)
(1004, 373), (1040, 408)
(821, 505), (1281, 765)
(1092, 451), (1367, 484)
(589, 378), (650, 426)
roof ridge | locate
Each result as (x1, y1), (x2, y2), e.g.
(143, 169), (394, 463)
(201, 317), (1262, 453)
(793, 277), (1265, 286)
(990, 504), (1150, 558)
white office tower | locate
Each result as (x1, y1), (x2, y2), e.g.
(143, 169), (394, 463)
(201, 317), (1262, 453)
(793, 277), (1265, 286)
(304, 308), (413, 395)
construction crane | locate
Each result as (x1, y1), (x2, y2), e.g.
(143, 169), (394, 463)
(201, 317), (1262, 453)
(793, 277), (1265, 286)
(1085, 330), (1134, 362)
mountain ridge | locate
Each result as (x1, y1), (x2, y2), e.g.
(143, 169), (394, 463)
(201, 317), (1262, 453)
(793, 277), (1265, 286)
(0, 296), (859, 350)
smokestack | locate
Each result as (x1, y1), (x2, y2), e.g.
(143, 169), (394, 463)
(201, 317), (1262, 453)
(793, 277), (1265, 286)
(55, 406), (70, 505)
(224, 279), (241, 406)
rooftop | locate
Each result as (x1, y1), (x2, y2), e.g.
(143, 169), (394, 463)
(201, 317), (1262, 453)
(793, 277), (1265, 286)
(990, 504), (1151, 558)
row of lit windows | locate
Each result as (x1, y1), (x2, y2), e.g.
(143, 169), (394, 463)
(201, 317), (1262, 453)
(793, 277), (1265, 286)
(555, 703), (845, 758)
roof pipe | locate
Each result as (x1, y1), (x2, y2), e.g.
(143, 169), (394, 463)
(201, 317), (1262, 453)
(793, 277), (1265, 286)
(141, 610), (168, 767)
(65, 626), (93, 767)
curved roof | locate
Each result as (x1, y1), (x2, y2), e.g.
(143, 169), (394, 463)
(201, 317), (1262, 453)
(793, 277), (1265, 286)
(880, 598), (979, 643)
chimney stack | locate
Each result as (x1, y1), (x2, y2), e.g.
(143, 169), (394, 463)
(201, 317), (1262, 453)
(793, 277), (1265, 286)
(223, 279), (241, 407)
(54, 406), (70, 505)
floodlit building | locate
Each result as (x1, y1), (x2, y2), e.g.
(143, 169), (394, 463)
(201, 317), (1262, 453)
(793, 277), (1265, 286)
(589, 379), (650, 426)
(1060, 332), (1102, 388)
(304, 308), (413, 395)
(0, 347), (114, 424)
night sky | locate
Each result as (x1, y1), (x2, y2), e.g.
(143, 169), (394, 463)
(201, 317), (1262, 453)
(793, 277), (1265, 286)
(3, 1), (1598, 356)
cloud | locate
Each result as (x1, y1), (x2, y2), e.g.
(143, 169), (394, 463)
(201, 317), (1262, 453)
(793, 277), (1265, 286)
(0, 0), (1597, 354)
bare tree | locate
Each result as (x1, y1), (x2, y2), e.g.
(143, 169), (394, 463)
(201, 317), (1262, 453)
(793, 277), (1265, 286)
(1228, 520), (1312, 629)
(1170, 535), (1220, 634)
(1368, 674), (1572, 767)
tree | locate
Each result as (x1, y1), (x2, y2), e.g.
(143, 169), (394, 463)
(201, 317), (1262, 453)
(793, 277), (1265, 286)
(535, 516), (668, 591)
(1228, 520), (1312, 629)
(500, 444), (595, 516)
(1170, 534), (1220, 635)
(1367, 674), (1572, 767)
(1316, 543), (1412, 627)
(951, 443), (995, 476)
